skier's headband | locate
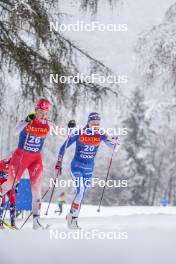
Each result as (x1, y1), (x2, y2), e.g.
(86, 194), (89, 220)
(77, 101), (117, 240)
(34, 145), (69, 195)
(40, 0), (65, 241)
(88, 113), (101, 122)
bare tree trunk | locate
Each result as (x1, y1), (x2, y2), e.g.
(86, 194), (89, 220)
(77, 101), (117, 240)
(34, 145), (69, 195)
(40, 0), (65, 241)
(146, 175), (152, 205)
(168, 176), (173, 205)
(151, 181), (158, 205)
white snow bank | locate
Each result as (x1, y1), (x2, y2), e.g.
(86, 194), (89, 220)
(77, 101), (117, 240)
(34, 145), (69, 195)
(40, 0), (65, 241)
(40, 203), (176, 218)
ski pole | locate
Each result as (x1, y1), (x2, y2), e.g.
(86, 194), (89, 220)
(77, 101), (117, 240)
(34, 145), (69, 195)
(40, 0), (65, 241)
(44, 171), (60, 216)
(19, 173), (59, 230)
(97, 138), (120, 213)
(44, 121), (76, 215)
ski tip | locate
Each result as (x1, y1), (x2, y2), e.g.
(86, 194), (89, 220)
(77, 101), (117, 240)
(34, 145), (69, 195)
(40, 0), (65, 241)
(42, 224), (52, 230)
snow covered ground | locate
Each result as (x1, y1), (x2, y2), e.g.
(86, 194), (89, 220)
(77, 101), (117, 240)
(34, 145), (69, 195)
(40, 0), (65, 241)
(1, 205), (176, 264)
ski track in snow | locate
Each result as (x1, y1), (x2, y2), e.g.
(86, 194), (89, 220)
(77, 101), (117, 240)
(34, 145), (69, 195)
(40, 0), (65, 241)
(1, 205), (176, 264)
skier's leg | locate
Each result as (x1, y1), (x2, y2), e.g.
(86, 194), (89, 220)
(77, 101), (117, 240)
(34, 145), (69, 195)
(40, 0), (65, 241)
(7, 189), (16, 227)
(28, 155), (43, 229)
(28, 157), (43, 216)
(66, 166), (91, 229)
(70, 175), (90, 217)
(0, 149), (26, 196)
(70, 165), (92, 217)
(59, 203), (62, 214)
(0, 203), (5, 220)
(0, 196), (6, 226)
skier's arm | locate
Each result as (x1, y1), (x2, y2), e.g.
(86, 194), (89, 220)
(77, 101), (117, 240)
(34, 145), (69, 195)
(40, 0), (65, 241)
(16, 112), (36, 134)
(16, 120), (28, 134)
(57, 132), (79, 161)
(101, 133), (121, 151)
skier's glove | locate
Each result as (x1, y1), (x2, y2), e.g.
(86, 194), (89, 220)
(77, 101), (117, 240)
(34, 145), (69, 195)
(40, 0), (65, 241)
(68, 120), (76, 128)
(112, 136), (122, 145)
(25, 112), (36, 123)
(55, 161), (62, 175)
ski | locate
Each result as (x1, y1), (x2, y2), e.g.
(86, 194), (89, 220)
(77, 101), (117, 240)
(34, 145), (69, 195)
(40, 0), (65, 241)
(43, 224), (52, 230)
(34, 224), (52, 231)
(0, 218), (14, 230)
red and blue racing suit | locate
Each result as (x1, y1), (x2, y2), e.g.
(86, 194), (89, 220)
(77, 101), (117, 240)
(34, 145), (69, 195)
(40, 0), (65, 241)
(1, 118), (50, 217)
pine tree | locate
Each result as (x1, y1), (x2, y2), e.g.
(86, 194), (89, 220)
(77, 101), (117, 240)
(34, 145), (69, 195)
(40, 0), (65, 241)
(0, 0), (119, 117)
(123, 87), (150, 205)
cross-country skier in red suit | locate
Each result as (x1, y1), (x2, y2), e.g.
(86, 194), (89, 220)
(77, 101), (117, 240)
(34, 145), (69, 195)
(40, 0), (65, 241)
(0, 157), (18, 229)
(0, 99), (52, 229)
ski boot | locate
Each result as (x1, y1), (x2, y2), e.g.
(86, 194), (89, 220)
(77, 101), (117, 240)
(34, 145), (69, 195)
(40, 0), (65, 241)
(66, 213), (81, 230)
(0, 194), (2, 205)
(33, 215), (49, 230)
(11, 219), (18, 230)
(0, 220), (5, 230)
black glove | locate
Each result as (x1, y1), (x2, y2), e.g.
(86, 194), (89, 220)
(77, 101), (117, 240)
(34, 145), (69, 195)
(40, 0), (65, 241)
(68, 120), (76, 128)
(55, 161), (62, 174)
(25, 112), (36, 123)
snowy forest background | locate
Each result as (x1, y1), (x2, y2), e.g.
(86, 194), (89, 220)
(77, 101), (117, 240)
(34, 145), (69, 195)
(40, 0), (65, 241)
(0, 0), (176, 206)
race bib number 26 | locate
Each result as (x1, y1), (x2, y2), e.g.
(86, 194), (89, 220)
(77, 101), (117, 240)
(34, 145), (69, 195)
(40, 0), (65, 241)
(24, 135), (42, 152)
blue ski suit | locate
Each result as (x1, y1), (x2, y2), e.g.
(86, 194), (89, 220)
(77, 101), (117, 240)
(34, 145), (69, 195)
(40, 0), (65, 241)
(57, 126), (115, 217)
